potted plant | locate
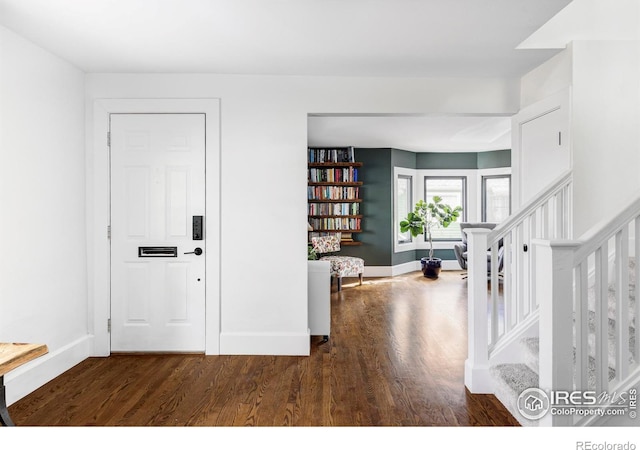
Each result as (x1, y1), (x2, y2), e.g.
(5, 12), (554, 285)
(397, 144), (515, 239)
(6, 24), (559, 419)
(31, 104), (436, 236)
(308, 244), (318, 260)
(399, 196), (462, 278)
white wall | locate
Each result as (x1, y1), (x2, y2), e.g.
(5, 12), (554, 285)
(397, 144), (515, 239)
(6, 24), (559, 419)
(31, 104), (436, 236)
(571, 40), (640, 237)
(519, 0), (640, 240)
(519, 39), (640, 238)
(520, 46), (572, 109)
(517, 47), (572, 210)
(0, 25), (89, 402)
(85, 74), (520, 356)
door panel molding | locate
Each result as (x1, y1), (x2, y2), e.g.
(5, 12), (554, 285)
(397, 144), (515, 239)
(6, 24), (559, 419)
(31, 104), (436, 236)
(91, 99), (221, 356)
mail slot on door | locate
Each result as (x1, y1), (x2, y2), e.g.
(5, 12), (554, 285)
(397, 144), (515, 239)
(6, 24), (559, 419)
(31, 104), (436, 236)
(138, 247), (178, 257)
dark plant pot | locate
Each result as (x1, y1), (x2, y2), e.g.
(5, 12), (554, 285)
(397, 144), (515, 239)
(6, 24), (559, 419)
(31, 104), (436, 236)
(421, 257), (442, 279)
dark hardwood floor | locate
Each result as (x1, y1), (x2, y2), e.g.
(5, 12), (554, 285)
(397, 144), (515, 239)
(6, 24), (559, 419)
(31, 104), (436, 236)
(8, 270), (519, 426)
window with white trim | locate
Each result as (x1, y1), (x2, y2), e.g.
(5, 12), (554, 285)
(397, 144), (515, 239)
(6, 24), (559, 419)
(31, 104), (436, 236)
(424, 176), (467, 240)
(482, 175), (511, 223)
(397, 175), (413, 244)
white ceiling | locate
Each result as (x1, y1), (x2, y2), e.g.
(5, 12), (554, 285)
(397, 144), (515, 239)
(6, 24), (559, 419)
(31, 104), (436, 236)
(308, 115), (512, 152)
(0, 0), (573, 152)
(0, 0), (572, 77)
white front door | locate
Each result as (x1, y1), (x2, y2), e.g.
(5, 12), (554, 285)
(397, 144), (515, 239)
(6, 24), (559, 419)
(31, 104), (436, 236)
(110, 114), (206, 352)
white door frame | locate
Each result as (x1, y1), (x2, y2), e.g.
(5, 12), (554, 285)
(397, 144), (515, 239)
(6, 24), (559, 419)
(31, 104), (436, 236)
(90, 99), (221, 356)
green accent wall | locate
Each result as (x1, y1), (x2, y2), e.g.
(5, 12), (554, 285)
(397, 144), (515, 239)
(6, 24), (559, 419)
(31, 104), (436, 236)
(478, 149), (511, 169)
(416, 249), (456, 261)
(391, 148), (416, 169)
(391, 149), (417, 265)
(415, 149), (511, 170)
(321, 148), (511, 267)
(416, 152), (478, 169)
(338, 148), (394, 266)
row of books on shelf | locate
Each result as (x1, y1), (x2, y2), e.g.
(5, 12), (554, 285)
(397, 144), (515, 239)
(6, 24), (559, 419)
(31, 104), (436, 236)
(308, 217), (361, 231)
(307, 186), (360, 201)
(308, 167), (359, 183)
(308, 231), (356, 242)
(308, 202), (360, 215)
(308, 147), (355, 164)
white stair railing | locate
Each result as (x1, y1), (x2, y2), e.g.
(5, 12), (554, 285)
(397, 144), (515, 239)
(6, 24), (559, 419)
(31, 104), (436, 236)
(465, 171), (573, 393)
(534, 194), (640, 426)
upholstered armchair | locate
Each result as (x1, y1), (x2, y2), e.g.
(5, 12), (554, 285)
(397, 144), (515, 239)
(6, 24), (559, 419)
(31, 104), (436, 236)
(311, 234), (364, 291)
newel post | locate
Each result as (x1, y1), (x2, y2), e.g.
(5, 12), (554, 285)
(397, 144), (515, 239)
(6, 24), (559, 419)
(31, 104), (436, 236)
(533, 239), (580, 427)
(464, 228), (493, 393)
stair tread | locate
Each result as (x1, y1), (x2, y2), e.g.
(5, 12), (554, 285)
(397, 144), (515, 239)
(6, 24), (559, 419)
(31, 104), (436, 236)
(490, 363), (539, 394)
(490, 363), (541, 426)
(521, 337), (539, 354)
(517, 337), (617, 383)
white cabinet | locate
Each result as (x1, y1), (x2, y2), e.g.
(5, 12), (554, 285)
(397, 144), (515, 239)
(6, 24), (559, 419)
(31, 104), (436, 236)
(308, 260), (330, 340)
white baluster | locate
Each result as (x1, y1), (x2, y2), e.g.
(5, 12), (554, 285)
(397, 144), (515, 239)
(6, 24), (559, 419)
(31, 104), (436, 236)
(635, 217), (640, 364)
(615, 228), (630, 381)
(516, 223), (526, 323)
(575, 261), (589, 392)
(595, 244), (609, 393)
(504, 232), (513, 333)
(554, 191), (564, 239)
(490, 242), (500, 344)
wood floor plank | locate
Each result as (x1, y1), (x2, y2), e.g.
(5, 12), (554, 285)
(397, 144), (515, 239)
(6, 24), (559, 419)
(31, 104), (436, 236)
(7, 271), (520, 426)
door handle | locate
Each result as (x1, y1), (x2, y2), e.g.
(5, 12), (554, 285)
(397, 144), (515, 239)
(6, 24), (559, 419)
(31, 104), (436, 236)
(184, 247), (203, 255)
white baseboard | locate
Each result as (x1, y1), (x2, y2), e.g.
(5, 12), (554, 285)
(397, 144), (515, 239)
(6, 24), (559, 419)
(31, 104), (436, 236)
(464, 360), (493, 394)
(220, 331), (310, 356)
(441, 260), (463, 271)
(364, 260), (462, 278)
(5, 335), (93, 405)
(364, 263), (416, 277)
(391, 260), (421, 276)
